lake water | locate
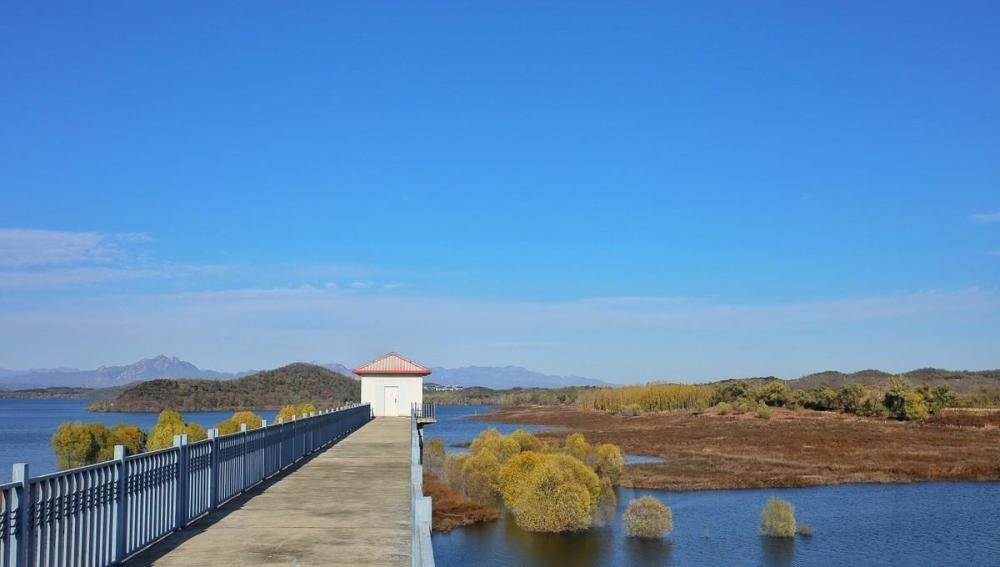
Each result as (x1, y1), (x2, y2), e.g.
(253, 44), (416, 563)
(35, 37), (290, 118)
(429, 405), (1000, 567)
(0, 399), (278, 482)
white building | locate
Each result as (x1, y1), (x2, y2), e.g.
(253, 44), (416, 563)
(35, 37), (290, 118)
(355, 352), (431, 417)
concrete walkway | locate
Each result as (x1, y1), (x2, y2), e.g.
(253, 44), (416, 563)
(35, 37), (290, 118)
(130, 418), (412, 567)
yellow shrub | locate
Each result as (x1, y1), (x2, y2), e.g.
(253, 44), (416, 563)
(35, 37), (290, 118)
(461, 449), (501, 503)
(761, 497), (796, 537)
(498, 451), (547, 507)
(623, 497), (673, 538)
(509, 429), (544, 452)
(594, 444), (624, 485)
(564, 432), (592, 463)
(469, 428), (521, 463)
(505, 454), (601, 532)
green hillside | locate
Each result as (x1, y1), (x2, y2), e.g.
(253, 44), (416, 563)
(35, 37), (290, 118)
(89, 363), (360, 412)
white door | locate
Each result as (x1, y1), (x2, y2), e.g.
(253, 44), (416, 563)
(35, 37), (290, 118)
(383, 386), (399, 416)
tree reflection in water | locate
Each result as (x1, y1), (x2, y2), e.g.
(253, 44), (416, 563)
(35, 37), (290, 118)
(760, 536), (796, 567)
(504, 512), (610, 567)
(624, 536), (673, 565)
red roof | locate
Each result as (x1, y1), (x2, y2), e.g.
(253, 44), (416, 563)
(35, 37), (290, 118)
(353, 352), (432, 376)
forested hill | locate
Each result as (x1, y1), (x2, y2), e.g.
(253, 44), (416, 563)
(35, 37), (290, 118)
(789, 368), (1000, 394)
(89, 363), (360, 412)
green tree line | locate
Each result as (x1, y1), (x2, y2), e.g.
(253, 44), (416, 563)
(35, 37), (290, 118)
(575, 376), (959, 421)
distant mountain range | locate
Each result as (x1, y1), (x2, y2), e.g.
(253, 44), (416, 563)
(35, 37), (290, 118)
(0, 355), (609, 390)
(0, 355), (249, 389)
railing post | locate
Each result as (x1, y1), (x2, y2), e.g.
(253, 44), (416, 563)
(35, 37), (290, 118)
(309, 413), (315, 452)
(207, 429), (220, 510)
(173, 434), (189, 530)
(10, 463), (31, 567)
(277, 418), (284, 469)
(260, 420), (268, 477)
(240, 423), (249, 491)
(113, 445), (127, 564)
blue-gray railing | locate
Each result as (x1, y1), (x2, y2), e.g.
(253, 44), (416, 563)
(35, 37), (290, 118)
(411, 402), (435, 421)
(0, 403), (371, 567)
(410, 415), (434, 567)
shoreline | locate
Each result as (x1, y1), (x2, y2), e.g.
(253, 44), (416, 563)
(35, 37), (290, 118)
(475, 405), (1000, 491)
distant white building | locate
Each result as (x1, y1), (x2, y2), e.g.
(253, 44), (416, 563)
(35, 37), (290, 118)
(355, 352), (431, 417)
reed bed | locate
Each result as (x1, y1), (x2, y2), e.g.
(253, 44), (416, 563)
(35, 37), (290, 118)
(576, 383), (714, 414)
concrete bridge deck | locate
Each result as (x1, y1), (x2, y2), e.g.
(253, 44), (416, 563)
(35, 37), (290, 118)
(130, 418), (413, 567)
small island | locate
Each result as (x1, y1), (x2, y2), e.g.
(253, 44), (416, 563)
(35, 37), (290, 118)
(88, 363), (360, 412)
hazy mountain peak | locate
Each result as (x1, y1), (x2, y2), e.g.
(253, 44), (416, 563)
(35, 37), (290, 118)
(0, 355), (240, 389)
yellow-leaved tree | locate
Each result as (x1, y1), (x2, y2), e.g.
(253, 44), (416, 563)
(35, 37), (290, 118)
(110, 424), (146, 456)
(217, 411), (264, 435)
(147, 410), (207, 450)
(51, 422), (147, 469)
(275, 403), (318, 423)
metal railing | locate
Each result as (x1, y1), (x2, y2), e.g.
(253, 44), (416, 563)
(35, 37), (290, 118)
(0, 403), (371, 567)
(411, 402), (436, 420)
(409, 415), (434, 567)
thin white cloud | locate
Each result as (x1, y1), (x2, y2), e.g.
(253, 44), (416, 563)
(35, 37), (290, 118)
(989, 250), (1000, 257)
(349, 281), (374, 289)
(0, 229), (232, 290)
(580, 296), (687, 306)
(0, 263), (226, 290)
(0, 267), (169, 289)
(177, 285), (321, 300)
(291, 263), (387, 279)
(0, 228), (149, 267)
(969, 211), (1000, 223)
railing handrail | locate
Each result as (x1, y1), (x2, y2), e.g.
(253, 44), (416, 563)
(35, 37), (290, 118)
(25, 458), (118, 482)
(0, 402), (372, 567)
(410, 414), (435, 567)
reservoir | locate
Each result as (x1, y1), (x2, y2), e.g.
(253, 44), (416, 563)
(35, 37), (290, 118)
(3, 400), (998, 566)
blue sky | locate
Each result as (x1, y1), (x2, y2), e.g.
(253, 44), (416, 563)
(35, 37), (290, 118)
(1, 2), (998, 382)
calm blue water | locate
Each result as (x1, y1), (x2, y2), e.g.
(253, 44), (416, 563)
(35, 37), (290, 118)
(0, 399), (278, 482)
(428, 405), (547, 451)
(430, 405), (1000, 567)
